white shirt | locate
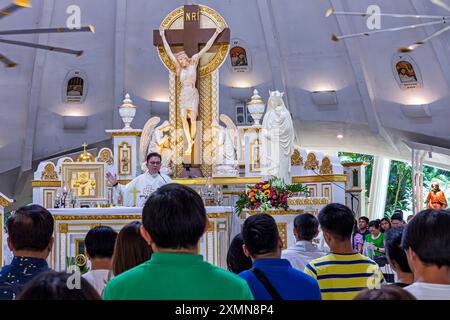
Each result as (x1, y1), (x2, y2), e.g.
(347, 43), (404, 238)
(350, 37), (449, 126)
(115, 171), (172, 207)
(405, 282), (450, 300)
(281, 240), (327, 271)
(83, 269), (112, 296)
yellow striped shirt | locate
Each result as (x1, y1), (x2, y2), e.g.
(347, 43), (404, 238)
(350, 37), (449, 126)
(304, 253), (385, 300)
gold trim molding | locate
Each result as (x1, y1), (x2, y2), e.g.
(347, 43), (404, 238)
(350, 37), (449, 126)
(342, 162), (368, 167)
(246, 209), (305, 216)
(107, 131), (142, 137)
(287, 197), (329, 206)
(172, 175), (348, 185)
(32, 180), (61, 187)
(0, 196), (13, 208)
(54, 215), (142, 221)
(292, 175), (347, 183)
(59, 223), (69, 233)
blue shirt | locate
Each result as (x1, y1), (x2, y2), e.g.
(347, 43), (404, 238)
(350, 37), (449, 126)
(0, 256), (50, 300)
(239, 258), (321, 300)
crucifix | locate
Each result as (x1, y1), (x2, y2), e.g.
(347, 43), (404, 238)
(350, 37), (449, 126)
(129, 187), (140, 207)
(153, 5), (230, 58)
(153, 4), (230, 161)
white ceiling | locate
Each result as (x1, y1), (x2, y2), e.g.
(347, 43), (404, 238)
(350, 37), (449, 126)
(1, 0), (450, 177)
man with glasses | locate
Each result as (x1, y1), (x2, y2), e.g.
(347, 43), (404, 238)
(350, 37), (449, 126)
(106, 153), (172, 207)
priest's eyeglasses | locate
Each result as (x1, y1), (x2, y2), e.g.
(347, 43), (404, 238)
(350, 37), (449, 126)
(149, 161), (161, 165)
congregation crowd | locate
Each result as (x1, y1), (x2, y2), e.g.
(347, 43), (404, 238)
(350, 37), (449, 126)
(0, 183), (449, 300)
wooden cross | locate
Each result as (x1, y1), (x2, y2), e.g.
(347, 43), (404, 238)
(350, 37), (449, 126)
(153, 4), (230, 58)
(129, 187), (140, 207)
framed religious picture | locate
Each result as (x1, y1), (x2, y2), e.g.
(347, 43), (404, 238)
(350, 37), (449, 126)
(61, 162), (107, 201)
(391, 54), (423, 90)
(228, 38), (252, 73)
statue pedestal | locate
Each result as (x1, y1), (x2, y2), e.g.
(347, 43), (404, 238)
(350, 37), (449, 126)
(106, 129), (142, 183)
(239, 126), (262, 177)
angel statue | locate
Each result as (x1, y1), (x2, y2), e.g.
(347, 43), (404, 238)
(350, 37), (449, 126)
(140, 117), (174, 175)
(212, 114), (240, 177)
(261, 90), (295, 183)
(160, 25), (224, 156)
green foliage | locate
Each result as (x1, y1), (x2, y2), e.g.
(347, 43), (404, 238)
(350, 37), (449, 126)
(384, 162), (450, 217)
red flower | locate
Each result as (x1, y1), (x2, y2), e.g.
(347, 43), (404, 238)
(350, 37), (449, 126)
(272, 195), (277, 199)
(280, 192), (284, 197)
(282, 196), (288, 202)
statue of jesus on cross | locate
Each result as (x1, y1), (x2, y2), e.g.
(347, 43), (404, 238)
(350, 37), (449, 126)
(159, 25), (224, 156)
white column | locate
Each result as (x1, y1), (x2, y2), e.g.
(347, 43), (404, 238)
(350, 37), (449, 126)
(368, 156), (391, 220)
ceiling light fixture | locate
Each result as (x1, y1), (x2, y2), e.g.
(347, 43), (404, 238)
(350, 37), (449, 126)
(0, 0), (94, 68)
(327, 0), (450, 53)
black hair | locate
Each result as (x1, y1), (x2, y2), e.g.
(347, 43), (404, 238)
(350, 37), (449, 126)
(401, 209), (450, 268)
(6, 205), (54, 251)
(84, 226), (118, 259)
(369, 220), (381, 229)
(294, 213), (319, 241)
(242, 213), (279, 256)
(384, 226), (412, 273)
(146, 152), (162, 163)
(17, 271), (101, 300)
(359, 216), (369, 224)
(354, 285), (416, 300)
(380, 217), (391, 230)
(142, 183), (206, 249)
(391, 212), (404, 222)
(226, 233), (252, 274)
(319, 203), (355, 241)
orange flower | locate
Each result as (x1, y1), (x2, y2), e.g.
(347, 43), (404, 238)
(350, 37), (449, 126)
(263, 190), (271, 196)
(250, 197), (255, 202)
(249, 192), (255, 197)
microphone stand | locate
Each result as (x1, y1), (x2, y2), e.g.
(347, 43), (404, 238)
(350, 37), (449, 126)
(311, 169), (361, 215)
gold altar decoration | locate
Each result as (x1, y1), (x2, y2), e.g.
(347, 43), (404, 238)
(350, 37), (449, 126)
(41, 163), (58, 180)
(61, 163), (105, 200)
(0, 195), (12, 208)
(118, 142), (132, 175)
(70, 172), (96, 197)
(319, 156), (333, 175)
(157, 5), (229, 177)
(97, 148), (114, 165)
(291, 149), (303, 166)
(287, 197), (329, 206)
(277, 223), (287, 249)
(304, 152), (319, 170)
(76, 143), (95, 162)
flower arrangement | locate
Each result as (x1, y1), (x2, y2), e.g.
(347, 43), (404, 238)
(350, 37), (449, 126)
(235, 177), (310, 216)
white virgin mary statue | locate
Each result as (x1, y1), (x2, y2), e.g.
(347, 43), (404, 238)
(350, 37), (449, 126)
(261, 90), (295, 183)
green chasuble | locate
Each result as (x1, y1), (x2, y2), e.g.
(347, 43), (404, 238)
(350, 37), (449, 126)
(103, 252), (254, 300)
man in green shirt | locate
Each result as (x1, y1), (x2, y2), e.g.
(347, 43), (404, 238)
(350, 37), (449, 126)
(103, 184), (253, 300)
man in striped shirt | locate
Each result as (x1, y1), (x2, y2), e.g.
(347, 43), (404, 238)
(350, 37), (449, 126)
(304, 203), (385, 300)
